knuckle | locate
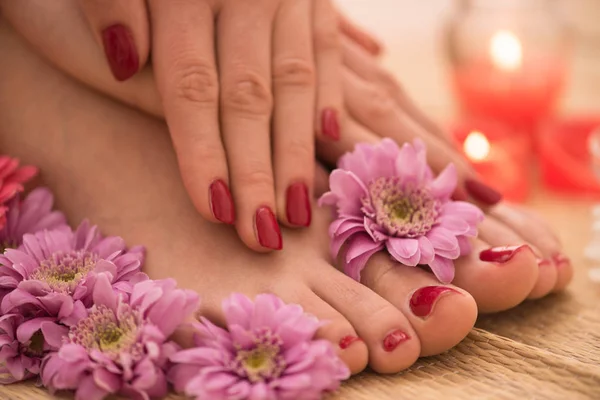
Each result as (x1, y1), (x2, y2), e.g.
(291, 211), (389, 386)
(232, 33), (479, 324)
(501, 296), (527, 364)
(363, 86), (395, 119)
(236, 167), (274, 190)
(273, 58), (315, 88)
(314, 24), (340, 51)
(171, 58), (219, 106)
(285, 137), (313, 161)
(221, 70), (273, 115)
(178, 140), (224, 175)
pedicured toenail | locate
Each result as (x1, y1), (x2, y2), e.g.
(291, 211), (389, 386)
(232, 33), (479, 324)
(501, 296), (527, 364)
(409, 286), (459, 319)
(383, 329), (410, 352)
(479, 245), (530, 264)
(552, 252), (571, 268)
(339, 335), (362, 350)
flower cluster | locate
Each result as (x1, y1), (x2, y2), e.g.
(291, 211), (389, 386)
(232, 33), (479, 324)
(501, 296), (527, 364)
(319, 139), (484, 283)
(0, 154), (350, 399)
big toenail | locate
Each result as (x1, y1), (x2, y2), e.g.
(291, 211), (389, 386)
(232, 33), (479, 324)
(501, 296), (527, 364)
(552, 252), (571, 268)
(383, 330), (410, 352)
(479, 245), (530, 264)
(339, 335), (362, 350)
(409, 286), (459, 319)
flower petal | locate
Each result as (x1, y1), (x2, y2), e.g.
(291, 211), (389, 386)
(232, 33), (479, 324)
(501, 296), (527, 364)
(344, 234), (384, 281)
(426, 227), (459, 251)
(428, 256), (455, 283)
(428, 164), (457, 199)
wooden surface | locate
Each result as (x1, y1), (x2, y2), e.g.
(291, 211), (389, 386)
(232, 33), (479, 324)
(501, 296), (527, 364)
(3, 0), (600, 399)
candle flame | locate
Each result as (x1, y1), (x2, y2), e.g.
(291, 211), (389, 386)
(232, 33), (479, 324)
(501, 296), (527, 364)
(489, 30), (522, 71)
(464, 131), (490, 161)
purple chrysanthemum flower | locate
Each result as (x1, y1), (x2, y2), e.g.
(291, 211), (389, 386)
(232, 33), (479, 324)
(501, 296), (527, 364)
(0, 313), (66, 383)
(168, 293), (350, 400)
(0, 187), (67, 252)
(0, 220), (146, 319)
(41, 276), (199, 400)
(319, 138), (484, 283)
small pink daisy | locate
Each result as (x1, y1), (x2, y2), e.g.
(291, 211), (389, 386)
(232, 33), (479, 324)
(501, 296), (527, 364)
(168, 293), (350, 400)
(319, 139), (484, 283)
(41, 276), (199, 400)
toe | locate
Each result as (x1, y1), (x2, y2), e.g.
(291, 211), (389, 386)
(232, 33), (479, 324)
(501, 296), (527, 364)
(479, 216), (557, 299)
(300, 290), (368, 375)
(490, 204), (573, 292)
(361, 253), (477, 357)
(312, 268), (421, 374)
(453, 238), (538, 313)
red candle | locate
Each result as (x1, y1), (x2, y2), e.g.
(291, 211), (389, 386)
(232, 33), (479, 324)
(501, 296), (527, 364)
(452, 30), (565, 134)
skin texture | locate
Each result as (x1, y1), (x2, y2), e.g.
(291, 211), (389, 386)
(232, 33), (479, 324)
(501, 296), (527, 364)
(0, 20), (572, 375)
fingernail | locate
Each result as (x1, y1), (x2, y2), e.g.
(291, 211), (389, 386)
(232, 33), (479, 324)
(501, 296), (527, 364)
(339, 335), (362, 350)
(537, 258), (552, 268)
(409, 286), (459, 319)
(255, 206), (282, 250)
(286, 183), (311, 227)
(465, 179), (503, 205)
(321, 108), (340, 141)
(101, 24), (139, 81)
(552, 252), (571, 268)
(452, 186), (470, 202)
(479, 245), (530, 264)
(382, 329), (410, 352)
(209, 180), (235, 225)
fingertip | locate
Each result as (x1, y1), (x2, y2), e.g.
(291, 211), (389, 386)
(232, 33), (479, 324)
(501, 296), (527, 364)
(284, 182), (312, 228)
(208, 179), (236, 225)
(101, 23), (140, 81)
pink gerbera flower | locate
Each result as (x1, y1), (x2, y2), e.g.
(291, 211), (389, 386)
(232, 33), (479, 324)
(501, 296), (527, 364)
(0, 187), (67, 251)
(168, 293), (350, 400)
(319, 139), (484, 283)
(41, 276), (199, 400)
(0, 220), (146, 319)
(0, 156), (38, 230)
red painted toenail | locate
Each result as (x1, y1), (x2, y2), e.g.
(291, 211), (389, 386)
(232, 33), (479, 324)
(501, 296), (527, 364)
(382, 329), (409, 352)
(409, 286), (459, 319)
(552, 252), (571, 268)
(339, 335), (362, 349)
(479, 245), (530, 264)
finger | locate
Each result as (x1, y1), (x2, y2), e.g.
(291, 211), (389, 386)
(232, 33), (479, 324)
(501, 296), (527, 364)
(343, 68), (477, 200)
(272, 0), (315, 228)
(339, 12), (382, 56)
(314, 163), (331, 198)
(218, 1), (281, 251)
(149, 0), (235, 226)
(313, 0), (343, 142)
(79, 0), (149, 81)
(342, 37), (452, 145)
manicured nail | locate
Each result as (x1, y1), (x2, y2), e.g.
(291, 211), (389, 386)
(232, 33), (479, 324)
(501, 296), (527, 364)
(101, 24), (139, 81)
(465, 179), (503, 205)
(452, 186), (469, 202)
(552, 252), (571, 268)
(321, 108), (340, 141)
(479, 245), (530, 264)
(409, 286), (459, 319)
(209, 180), (235, 225)
(382, 329), (410, 352)
(255, 206), (282, 250)
(537, 258), (552, 268)
(339, 335), (362, 350)
(286, 183), (311, 227)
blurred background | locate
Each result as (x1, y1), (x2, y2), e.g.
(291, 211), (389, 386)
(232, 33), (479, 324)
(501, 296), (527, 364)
(337, 0), (600, 269)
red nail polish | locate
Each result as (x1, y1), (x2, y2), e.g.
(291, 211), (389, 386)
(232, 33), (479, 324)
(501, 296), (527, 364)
(286, 183), (311, 227)
(479, 245), (530, 264)
(409, 286), (459, 318)
(339, 335), (362, 350)
(382, 329), (409, 352)
(465, 179), (503, 205)
(321, 108), (340, 141)
(552, 252), (571, 268)
(101, 24), (139, 81)
(209, 180), (235, 224)
(255, 207), (282, 250)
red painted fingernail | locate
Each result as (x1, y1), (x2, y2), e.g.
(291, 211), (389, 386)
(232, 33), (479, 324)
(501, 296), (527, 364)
(101, 24), (139, 81)
(452, 186), (469, 202)
(409, 286), (459, 319)
(321, 108), (340, 141)
(537, 258), (552, 268)
(286, 183), (311, 227)
(465, 179), (503, 205)
(552, 252), (571, 268)
(339, 335), (362, 350)
(255, 206), (282, 250)
(479, 245), (530, 264)
(382, 329), (410, 352)
(209, 180), (235, 225)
